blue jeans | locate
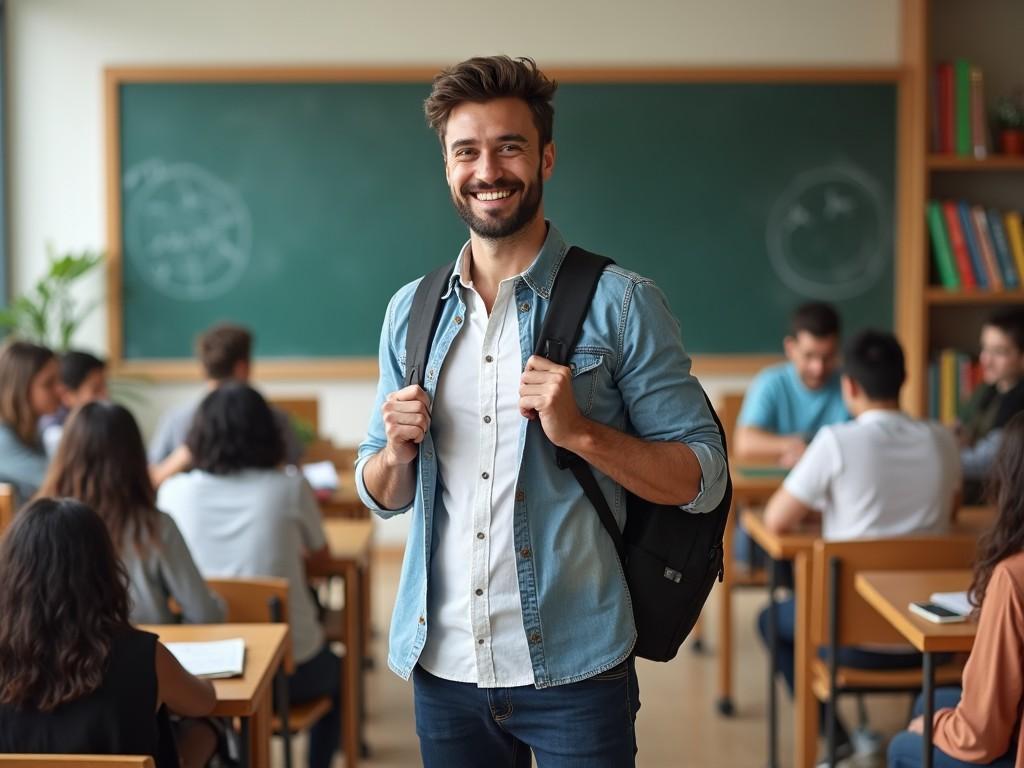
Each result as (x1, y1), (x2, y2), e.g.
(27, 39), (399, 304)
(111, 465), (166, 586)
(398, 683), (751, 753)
(412, 660), (641, 767)
(287, 645), (342, 768)
(887, 688), (1015, 768)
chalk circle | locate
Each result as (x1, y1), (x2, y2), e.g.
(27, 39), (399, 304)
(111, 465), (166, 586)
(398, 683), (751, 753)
(124, 160), (252, 302)
(766, 164), (889, 301)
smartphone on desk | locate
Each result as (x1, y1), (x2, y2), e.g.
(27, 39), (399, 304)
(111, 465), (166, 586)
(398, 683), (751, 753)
(909, 601), (967, 624)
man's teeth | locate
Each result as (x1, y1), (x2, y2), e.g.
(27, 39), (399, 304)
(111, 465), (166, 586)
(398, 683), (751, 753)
(475, 190), (514, 201)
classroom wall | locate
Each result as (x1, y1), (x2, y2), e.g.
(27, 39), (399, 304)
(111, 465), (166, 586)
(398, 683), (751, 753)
(6, 0), (900, 544)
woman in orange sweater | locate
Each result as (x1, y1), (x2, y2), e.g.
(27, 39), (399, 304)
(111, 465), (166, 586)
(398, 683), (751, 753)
(888, 411), (1024, 768)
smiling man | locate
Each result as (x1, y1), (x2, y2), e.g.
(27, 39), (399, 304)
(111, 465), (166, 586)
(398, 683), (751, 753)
(356, 56), (727, 767)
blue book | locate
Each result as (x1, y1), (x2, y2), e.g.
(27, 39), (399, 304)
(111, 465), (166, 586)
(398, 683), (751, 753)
(987, 208), (1019, 288)
(928, 361), (939, 420)
(958, 201), (988, 289)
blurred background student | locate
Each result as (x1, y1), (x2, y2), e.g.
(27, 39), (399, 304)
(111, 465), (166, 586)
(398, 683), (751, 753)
(0, 340), (61, 503)
(39, 349), (108, 456)
(0, 497), (217, 767)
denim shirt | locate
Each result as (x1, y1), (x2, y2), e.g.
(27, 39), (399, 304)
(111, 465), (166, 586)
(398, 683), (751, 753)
(356, 224), (727, 687)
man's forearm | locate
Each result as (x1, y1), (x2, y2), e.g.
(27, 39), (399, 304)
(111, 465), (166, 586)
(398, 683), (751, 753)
(562, 419), (704, 506)
(363, 448), (418, 511)
(733, 426), (800, 461)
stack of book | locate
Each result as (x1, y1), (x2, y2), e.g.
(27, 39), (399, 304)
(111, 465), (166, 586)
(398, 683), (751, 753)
(927, 201), (1024, 290)
(932, 59), (989, 158)
(928, 349), (982, 424)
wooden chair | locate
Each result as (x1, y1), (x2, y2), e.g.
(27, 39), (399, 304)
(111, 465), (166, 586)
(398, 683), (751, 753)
(808, 535), (976, 766)
(205, 578), (333, 768)
(0, 758), (154, 768)
(0, 483), (14, 537)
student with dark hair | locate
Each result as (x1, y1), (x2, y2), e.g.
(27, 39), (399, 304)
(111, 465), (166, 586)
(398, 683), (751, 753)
(735, 301), (849, 467)
(888, 411), (1024, 768)
(0, 497), (216, 767)
(0, 340), (61, 502)
(148, 322), (303, 486)
(958, 308), (1024, 497)
(39, 401), (224, 625)
(39, 349), (108, 456)
(157, 382), (340, 768)
(758, 330), (959, 760)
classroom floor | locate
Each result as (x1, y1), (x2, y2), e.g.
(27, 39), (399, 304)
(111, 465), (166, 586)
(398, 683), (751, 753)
(285, 553), (915, 768)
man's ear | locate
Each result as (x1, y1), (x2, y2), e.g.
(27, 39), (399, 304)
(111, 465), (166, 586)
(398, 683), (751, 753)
(541, 141), (556, 181)
(841, 374), (859, 400)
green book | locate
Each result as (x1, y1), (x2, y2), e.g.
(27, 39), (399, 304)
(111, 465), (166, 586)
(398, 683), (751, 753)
(926, 201), (960, 288)
(954, 58), (972, 157)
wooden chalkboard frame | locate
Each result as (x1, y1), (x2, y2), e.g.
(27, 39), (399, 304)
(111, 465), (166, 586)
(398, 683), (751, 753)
(105, 65), (903, 380)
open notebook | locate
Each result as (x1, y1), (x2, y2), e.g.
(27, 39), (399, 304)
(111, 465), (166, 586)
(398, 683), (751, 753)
(166, 638), (246, 679)
(929, 591), (972, 617)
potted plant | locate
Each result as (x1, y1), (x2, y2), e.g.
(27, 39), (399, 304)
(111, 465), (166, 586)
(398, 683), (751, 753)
(993, 94), (1024, 156)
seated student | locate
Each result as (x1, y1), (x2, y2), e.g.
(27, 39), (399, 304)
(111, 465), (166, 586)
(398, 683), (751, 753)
(958, 308), (1024, 500)
(39, 349), (109, 456)
(888, 411), (1024, 768)
(734, 301), (849, 467)
(39, 401), (225, 625)
(0, 497), (217, 768)
(148, 323), (304, 486)
(759, 330), (960, 756)
(0, 340), (61, 502)
(157, 383), (340, 768)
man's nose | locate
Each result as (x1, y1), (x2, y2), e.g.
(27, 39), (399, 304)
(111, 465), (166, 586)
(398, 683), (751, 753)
(475, 151), (502, 184)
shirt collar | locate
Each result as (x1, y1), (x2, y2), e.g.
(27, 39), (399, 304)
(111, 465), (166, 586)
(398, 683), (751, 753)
(440, 222), (569, 300)
(855, 408), (907, 424)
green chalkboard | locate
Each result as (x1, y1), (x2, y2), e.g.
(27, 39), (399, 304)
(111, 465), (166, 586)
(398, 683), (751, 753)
(115, 78), (895, 362)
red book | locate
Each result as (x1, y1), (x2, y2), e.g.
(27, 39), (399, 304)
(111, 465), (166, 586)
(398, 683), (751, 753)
(942, 201), (976, 288)
(936, 62), (955, 154)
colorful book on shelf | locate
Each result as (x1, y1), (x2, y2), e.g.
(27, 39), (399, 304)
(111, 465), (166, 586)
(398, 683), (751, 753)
(986, 209), (1019, 288)
(1005, 212), (1024, 282)
(926, 201), (959, 288)
(969, 66), (989, 159)
(957, 202), (988, 288)
(942, 202), (977, 288)
(939, 349), (958, 425)
(928, 361), (939, 420)
(935, 62), (955, 154)
(954, 58), (972, 157)
(971, 206), (1003, 289)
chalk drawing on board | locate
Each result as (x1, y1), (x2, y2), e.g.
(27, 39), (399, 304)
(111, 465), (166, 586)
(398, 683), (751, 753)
(124, 160), (252, 301)
(765, 164), (888, 301)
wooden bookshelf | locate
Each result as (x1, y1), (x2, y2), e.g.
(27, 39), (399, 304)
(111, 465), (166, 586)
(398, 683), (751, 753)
(928, 154), (1024, 171)
(925, 288), (1024, 305)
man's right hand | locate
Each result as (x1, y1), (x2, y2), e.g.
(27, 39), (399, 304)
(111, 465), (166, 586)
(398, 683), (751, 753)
(381, 385), (432, 466)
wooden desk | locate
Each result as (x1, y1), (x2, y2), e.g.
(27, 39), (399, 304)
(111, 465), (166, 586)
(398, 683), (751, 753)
(855, 570), (975, 768)
(141, 623), (288, 768)
(308, 518), (374, 768)
(318, 467), (369, 519)
(716, 464), (786, 719)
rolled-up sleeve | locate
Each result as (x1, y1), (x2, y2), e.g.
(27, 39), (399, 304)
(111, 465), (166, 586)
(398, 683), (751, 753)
(614, 279), (727, 513)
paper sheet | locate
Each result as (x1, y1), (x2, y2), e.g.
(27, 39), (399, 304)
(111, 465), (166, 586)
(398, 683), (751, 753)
(165, 637), (246, 678)
(929, 591), (972, 616)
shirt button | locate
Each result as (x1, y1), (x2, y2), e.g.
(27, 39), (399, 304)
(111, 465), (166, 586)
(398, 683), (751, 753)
(520, 547), (531, 558)
(477, 532), (485, 540)
(478, 638), (485, 645)
(519, 302), (530, 313)
(515, 490), (525, 502)
(475, 588), (483, 596)
(418, 615), (425, 625)
(481, 472), (490, 480)
(529, 631), (541, 644)
(483, 415), (492, 424)
(485, 354), (494, 363)
(454, 316), (463, 325)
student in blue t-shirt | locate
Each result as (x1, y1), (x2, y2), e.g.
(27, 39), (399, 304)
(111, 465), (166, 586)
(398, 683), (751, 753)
(734, 302), (849, 468)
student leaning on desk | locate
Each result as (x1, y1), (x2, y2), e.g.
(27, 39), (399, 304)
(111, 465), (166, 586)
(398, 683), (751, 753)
(758, 330), (960, 760)
(0, 498), (217, 768)
(889, 411), (1024, 768)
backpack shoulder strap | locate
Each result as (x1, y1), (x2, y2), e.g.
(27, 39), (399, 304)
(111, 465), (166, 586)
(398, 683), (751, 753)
(404, 262), (456, 388)
(535, 246), (624, 558)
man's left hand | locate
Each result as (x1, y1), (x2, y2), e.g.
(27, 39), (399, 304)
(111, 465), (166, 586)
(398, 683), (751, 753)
(908, 715), (924, 734)
(519, 355), (584, 448)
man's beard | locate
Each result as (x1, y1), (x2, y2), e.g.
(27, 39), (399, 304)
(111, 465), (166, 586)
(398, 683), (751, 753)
(452, 169), (543, 240)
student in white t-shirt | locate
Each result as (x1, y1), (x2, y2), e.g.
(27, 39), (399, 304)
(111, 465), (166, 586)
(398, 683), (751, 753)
(758, 330), (960, 759)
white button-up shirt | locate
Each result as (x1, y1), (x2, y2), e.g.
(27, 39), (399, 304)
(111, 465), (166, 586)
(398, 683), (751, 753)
(417, 249), (535, 687)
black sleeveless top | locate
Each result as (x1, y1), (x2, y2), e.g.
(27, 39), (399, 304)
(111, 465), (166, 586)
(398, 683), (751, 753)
(0, 627), (177, 767)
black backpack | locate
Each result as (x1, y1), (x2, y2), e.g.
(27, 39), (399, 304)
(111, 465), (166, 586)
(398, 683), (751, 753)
(404, 246), (732, 662)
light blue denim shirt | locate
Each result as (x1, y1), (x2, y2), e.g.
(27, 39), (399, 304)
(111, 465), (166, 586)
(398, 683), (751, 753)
(357, 224), (727, 687)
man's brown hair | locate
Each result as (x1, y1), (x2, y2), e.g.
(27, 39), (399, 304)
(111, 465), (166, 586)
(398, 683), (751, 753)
(197, 323), (252, 381)
(424, 56), (558, 148)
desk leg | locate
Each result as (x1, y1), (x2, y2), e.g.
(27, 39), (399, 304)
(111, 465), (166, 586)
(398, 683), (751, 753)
(344, 563), (362, 768)
(922, 652), (934, 768)
(767, 559), (779, 768)
(794, 552), (817, 768)
(239, 717), (250, 768)
(250, 689), (272, 768)
(717, 502), (736, 715)
(362, 556), (373, 668)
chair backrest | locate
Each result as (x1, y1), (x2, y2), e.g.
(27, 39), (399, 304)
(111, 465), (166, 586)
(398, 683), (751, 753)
(718, 392), (745, 456)
(205, 576), (293, 672)
(0, 483), (14, 537)
(0, 757), (155, 767)
(809, 534), (977, 647)
(268, 397), (320, 435)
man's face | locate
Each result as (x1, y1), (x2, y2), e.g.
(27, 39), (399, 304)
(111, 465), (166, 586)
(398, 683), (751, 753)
(784, 331), (840, 390)
(443, 97), (554, 240)
(979, 325), (1023, 388)
(62, 368), (109, 409)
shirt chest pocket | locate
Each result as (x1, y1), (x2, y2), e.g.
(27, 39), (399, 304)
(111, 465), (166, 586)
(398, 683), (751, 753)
(568, 350), (607, 416)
